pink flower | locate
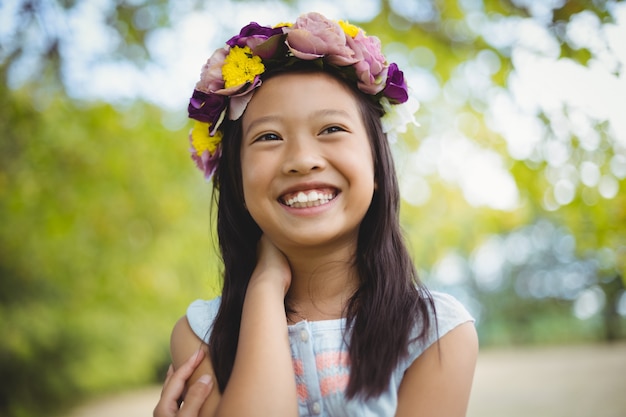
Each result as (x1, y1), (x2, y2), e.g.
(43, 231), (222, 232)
(284, 12), (357, 66)
(226, 79), (262, 120)
(350, 32), (388, 95)
(195, 47), (228, 93)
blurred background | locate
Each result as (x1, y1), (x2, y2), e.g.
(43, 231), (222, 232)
(1, 0), (625, 416)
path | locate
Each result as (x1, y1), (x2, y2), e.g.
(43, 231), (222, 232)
(66, 342), (626, 417)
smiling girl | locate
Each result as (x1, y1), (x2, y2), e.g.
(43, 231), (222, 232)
(154, 12), (477, 417)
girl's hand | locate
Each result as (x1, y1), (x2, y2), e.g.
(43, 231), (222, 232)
(251, 235), (292, 295)
(153, 350), (213, 417)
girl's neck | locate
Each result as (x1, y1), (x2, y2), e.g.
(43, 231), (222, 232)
(283, 242), (359, 322)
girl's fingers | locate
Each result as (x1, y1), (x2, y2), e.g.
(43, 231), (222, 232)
(160, 364), (175, 392)
(177, 375), (213, 417)
(153, 350), (207, 417)
(175, 349), (206, 381)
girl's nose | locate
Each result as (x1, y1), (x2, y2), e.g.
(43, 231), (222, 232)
(281, 138), (326, 175)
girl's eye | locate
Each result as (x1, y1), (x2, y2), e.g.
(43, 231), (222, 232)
(254, 133), (281, 142)
(321, 125), (346, 135)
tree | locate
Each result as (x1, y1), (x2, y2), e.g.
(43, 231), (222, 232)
(0, 78), (221, 416)
(363, 0), (625, 342)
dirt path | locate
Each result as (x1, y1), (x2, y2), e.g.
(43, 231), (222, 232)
(67, 343), (626, 417)
(467, 342), (626, 417)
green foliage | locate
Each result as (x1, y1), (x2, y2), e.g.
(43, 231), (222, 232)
(366, 0), (626, 347)
(0, 83), (221, 417)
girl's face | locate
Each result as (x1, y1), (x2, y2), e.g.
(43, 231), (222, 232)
(240, 72), (375, 252)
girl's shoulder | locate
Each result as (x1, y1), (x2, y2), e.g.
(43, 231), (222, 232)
(402, 290), (475, 368)
(428, 290), (474, 334)
(186, 297), (222, 343)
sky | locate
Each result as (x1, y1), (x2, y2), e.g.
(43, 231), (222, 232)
(2, 0), (625, 214)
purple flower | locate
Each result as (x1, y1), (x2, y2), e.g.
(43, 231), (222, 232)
(383, 63), (408, 104)
(284, 12), (357, 65)
(226, 22), (284, 53)
(188, 90), (227, 126)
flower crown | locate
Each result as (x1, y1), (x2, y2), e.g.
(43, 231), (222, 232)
(187, 12), (419, 180)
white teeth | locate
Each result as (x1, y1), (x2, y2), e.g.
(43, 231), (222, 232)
(283, 191), (335, 208)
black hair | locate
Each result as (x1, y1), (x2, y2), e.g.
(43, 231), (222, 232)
(208, 65), (434, 399)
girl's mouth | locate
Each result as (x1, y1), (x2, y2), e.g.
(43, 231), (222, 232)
(280, 189), (337, 208)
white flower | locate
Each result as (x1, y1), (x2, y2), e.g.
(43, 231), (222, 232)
(380, 90), (420, 143)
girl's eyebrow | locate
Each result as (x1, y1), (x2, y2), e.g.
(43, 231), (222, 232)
(243, 115), (282, 137)
(312, 109), (352, 120)
(244, 109), (353, 137)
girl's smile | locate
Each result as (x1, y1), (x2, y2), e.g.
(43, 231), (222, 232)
(279, 184), (338, 209)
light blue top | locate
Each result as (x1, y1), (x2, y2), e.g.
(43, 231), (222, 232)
(186, 291), (474, 417)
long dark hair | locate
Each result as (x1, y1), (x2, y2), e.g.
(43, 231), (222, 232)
(208, 67), (434, 399)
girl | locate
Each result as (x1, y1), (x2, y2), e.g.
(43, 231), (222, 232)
(154, 12), (478, 417)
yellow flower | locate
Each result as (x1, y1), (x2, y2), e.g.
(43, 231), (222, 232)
(191, 121), (222, 156)
(338, 20), (362, 38)
(273, 22), (292, 28)
(222, 46), (265, 89)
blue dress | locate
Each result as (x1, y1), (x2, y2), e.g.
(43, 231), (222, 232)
(186, 291), (474, 416)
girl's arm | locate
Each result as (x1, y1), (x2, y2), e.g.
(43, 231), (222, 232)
(169, 317), (220, 417)
(170, 235), (298, 417)
(395, 322), (479, 417)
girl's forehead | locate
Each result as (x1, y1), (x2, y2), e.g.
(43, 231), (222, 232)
(264, 71), (350, 94)
(247, 72), (357, 110)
